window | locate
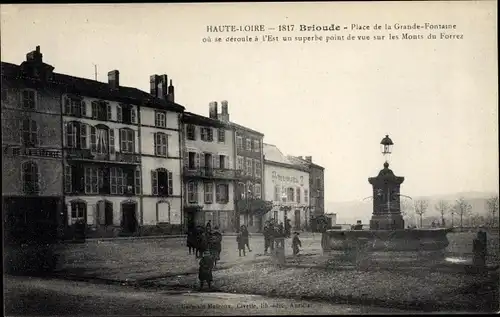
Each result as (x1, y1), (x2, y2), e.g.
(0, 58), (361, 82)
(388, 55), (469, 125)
(81, 101), (87, 117)
(187, 125), (196, 140)
(152, 168), (173, 196)
(116, 105), (122, 122)
(22, 161), (40, 194)
(296, 188), (301, 203)
(201, 127), (213, 142)
(71, 201), (86, 223)
(236, 136), (243, 150)
(134, 167), (141, 195)
(254, 160), (261, 178)
(63, 96), (85, 116)
(21, 89), (36, 109)
(253, 140), (260, 152)
(187, 152), (198, 169)
(110, 167), (125, 194)
(254, 184), (262, 199)
(282, 187), (287, 202)
(316, 177), (322, 189)
(287, 188), (295, 202)
(217, 128), (225, 143)
(64, 165), (72, 193)
(219, 155), (225, 169)
(216, 183), (229, 203)
(204, 182), (213, 203)
(65, 122), (77, 148)
(246, 139), (251, 151)
(80, 123), (88, 149)
(304, 189), (309, 203)
(92, 101), (109, 121)
(155, 111), (166, 128)
(21, 119), (38, 147)
(155, 132), (168, 157)
(274, 185), (280, 201)
(118, 104), (136, 124)
(109, 129), (115, 154)
(84, 167), (102, 194)
(92, 127), (109, 154)
(120, 129), (135, 153)
(237, 182), (245, 199)
(237, 156), (244, 171)
(187, 182), (198, 203)
(245, 158), (253, 175)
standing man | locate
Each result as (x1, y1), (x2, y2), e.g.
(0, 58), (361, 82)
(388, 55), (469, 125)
(241, 225), (252, 252)
(206, 220), (212, 232)
(263, 222), (271, 254)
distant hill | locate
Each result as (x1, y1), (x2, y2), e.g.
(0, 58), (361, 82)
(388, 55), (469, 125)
(327, 191), (499, 225)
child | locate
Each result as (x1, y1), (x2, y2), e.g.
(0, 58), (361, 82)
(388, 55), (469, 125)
(292, 232), (302, 256)
(236, 231), (246, 257)
(198, 250), (214, 290)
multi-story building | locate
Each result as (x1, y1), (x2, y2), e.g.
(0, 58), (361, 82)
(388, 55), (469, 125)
(215, 101), (265, 232)
(181, 102), (236, 232)
(2, 46), (64, 240)
(263, 144), (310, 230)
(62, 70), (184, 237)
(287, 155), (325, 217)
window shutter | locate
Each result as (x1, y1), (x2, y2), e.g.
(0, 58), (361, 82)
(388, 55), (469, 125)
(117, 105), (122, 122)
(64, 96), (71, 115)
(81, 101), (87, 117)
(225, 156), (230, 169)
(183, 150), (189, 167)
(151, 170), (158, 195)
(195, 152), (200, 168)
(63, 122), (67, 147)
(135, 168), (141, 195)
(215, 155), (220, 169)
(106, 103), (112, 120)
(80, 123), (88, 149)
(154, 133), (158, 155)
(168, 172), (173, 196)
(199, 153), (205, 168)
(131, 108), (137, 123)
(212, 155), (216, 169)
(90, 126), (97, 152)
(193, 126), (197, 140)
(120, 129), (125, 153)
(91, 101), (98, 119)
(109, 129), (115, 154)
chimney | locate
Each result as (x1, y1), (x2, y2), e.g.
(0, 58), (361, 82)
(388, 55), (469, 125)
(209, 101), (218, 119)
(219, 100), (229, 122)
(158, 74), (168, 100)
(150, 75), (160, 97)
(26, 45), (43, 63)
(167, 79), (175, 102)
(108, 70), (120, 89)
(305, 156), (312, 162)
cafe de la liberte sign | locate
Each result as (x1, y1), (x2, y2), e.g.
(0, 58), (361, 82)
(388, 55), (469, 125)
(271, 171), (304, 186)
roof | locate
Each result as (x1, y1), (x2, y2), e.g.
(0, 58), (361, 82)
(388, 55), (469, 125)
(230, 122), (264, 137)
(287, 155), (325, 170)
(263, 143), (292, 165)
(1, 61), (185, 113)
(182, 111), (231, 128)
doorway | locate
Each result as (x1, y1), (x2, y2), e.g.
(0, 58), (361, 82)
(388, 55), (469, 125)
(294, 209), (301, 230)
(97, 200), (113, 226)
(121, 202), (137, 233)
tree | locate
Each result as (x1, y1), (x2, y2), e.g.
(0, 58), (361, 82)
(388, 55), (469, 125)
(414, 200), (429, 228)
(435, 200), (450, 228)
(454, 197), (472, 230)
(486, 196), (499, 228)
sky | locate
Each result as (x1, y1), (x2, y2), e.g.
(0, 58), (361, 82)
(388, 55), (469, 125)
(1, 2), (498, 203)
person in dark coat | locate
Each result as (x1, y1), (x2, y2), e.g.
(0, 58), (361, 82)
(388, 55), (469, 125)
(196, 226), (207, 258)
(241, 225), (252, 252)
(187, 226), (197, 255)
(198, 250), (214, 290)
(209, 227), (222, 267)
(285, 218), (291, 238)
(263, 223), (272, 254)
(236, 230), (246, 257)
(292, 232), (302, 256)
(206, 220), (212, 232)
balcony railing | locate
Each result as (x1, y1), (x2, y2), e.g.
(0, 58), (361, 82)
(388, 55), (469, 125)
(183, 167), (241, 180)
(66, 149), (141, 165)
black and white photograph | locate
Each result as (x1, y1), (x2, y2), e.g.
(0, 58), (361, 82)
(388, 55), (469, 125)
(1, 2), (498, 315)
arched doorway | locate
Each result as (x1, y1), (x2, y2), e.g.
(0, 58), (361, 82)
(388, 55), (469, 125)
(121, 200), (137, 233)
(96, 200), (113, 227)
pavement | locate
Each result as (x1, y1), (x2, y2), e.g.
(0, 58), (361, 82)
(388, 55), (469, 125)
(4, 275), (415, 315)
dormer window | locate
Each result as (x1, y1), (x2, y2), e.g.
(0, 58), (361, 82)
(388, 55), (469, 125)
(21, 89), (36, 110)
(118, 104), (137, 124)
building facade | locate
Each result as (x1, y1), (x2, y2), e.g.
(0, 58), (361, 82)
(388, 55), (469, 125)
(2, 47), (64, 241)
(263, 144), (310, 230)
(288, 155), (325, 217)
(181, 106), (236, 232)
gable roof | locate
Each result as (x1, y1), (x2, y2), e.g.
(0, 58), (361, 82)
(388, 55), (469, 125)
(1, 61), (185, 113)
(263, 143), (292, 165)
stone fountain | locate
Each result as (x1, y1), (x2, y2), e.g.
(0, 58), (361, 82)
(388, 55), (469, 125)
(322, 135), (452, 263)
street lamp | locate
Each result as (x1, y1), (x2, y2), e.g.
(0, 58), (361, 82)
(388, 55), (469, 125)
(380, 135), (394, 163)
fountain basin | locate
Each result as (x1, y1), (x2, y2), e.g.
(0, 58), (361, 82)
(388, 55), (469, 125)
(321, 228), (453, 252)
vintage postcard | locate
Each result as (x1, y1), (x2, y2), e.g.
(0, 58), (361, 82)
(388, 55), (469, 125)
(1, 1), (498, 315)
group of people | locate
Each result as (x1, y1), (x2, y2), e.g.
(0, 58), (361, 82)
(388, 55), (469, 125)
(263, 218), (302, 255)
